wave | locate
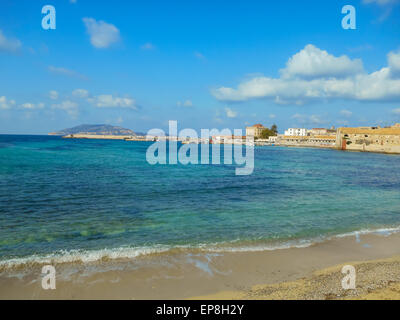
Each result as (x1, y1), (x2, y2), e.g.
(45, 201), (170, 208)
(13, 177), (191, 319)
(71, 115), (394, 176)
(334, 225), (400, 238)
(1, 225), (400, 272)
(0, 246), (172, 272)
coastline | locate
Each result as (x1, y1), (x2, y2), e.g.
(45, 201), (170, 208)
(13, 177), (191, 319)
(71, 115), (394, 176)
(277, 143), (400, 156)
(191, 255), (400, 300)
(61, 134), (136, 140)
(1, 230), (400, 300)
(53, 132), (400, 155)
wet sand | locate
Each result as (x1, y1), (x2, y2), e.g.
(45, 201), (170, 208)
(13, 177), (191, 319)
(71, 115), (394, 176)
(1, 231), (400, 300)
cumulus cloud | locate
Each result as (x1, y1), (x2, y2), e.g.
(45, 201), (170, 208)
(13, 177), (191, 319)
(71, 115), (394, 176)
(340, 109), (353, 117)
(71, 90), (136, 110)
(89, 95), (137, 109)
(0, 96), (16, 109)
(363, 0), (399, 21)
(72, 89), (89, 98)
(212, 45), (400, 104)
(49, 90), (59, 100)
(392, 108), (400, 114)
(1, 97), (45, 111)
(225, 107), (237, 118)
(83, 18), (121, 49)
(363, 0), (399, 5)
(281, 44), (364, 79)
(0, 30), (22, 53)
(177, 100), (193, 107)
(292, 113), (327, 126)
(388, 50), (400, 76)
(20, 102), (44, 110)
(52, 100), (79, 118)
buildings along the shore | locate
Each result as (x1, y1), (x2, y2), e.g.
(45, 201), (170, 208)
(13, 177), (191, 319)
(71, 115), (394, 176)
(246, 122), (400, 154)
(62, 123), (400, 155)
(336, 124), (400, 154)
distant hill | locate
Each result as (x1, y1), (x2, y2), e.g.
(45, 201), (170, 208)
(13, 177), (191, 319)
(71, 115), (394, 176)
(49, 124), (137, 136)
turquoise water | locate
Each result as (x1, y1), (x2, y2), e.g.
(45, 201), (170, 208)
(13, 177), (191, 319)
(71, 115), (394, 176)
(1, 135), (400, 266)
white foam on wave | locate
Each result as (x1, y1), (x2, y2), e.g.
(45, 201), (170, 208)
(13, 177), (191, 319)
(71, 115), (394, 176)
(1, 224), (400, 271)
(0, 246), (172, 271)
(334, 225), (400, 238)
(201, 225), (400, 253)
(204, 239), (317, 253)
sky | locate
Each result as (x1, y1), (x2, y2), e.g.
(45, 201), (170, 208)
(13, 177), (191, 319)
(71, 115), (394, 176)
(0, 0), (400, 134)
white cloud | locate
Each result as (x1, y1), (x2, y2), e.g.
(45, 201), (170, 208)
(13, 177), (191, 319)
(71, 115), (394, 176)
(140, 42), (155, 50)
(269, 114), (276, 119)
(48, 66), (87, 80)
(363, 0), (399, 5)
(72, 89), (89, 98)
(82, 18), (121, 49)
(388, 50), (400, 75)
(363, 0), (399, 21)
(20, 102), (44, 110)
(392, 108), (400, 114)
(52, 100), (79, 118)
(292, 113), (326, 125)
(340, 109), (353, 117)
(212, 45), (400, 104)
(49, 90), (59, 100)
(0, 30), (22, 53)
(281, 44), (364, 79)
(336, 119), (350, 126)
(177, 100), (193, 107)
(309, 115), (325, 125)
(89, 95), (137, 109)
(225, 107), (237, 118)
(0, 96), (16, 109)
(20, 103), (35, 109)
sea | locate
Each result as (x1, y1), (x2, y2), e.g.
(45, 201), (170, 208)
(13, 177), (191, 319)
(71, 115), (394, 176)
(1, 134), (400, 269)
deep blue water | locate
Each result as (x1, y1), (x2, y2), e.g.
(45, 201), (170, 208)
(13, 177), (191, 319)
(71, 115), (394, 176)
(1, 135), (400, 264)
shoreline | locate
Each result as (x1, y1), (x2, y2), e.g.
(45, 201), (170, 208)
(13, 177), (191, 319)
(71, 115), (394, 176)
(191, 255), (400, 300)
(1, 224), (399, 272)
(1, 230), (400, 299)
(58, 133), (400, 155)
(38, 133), (400, 155)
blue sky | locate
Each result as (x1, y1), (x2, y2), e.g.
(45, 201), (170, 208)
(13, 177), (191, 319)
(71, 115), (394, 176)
(0, 0), (400, 134)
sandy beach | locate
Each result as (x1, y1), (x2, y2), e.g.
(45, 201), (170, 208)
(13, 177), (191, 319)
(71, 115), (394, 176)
(1, 230), (400, 300)
(192, 255), (400, 300)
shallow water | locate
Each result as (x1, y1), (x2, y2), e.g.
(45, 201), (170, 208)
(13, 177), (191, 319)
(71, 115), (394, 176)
(1, 135), (400, 266)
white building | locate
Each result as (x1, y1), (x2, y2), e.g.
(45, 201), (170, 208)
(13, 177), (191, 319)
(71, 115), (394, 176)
(284, 128), (307, 136)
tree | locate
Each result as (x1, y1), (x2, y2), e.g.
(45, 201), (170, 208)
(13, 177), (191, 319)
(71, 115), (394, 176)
(271, 124), (278, 135)
(259, 125), (278, 139)
(260, 129), (270, 139)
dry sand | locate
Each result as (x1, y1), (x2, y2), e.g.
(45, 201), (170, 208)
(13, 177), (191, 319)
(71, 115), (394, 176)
(192, 256), (400, 300)
(1, 231), (400, 300)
